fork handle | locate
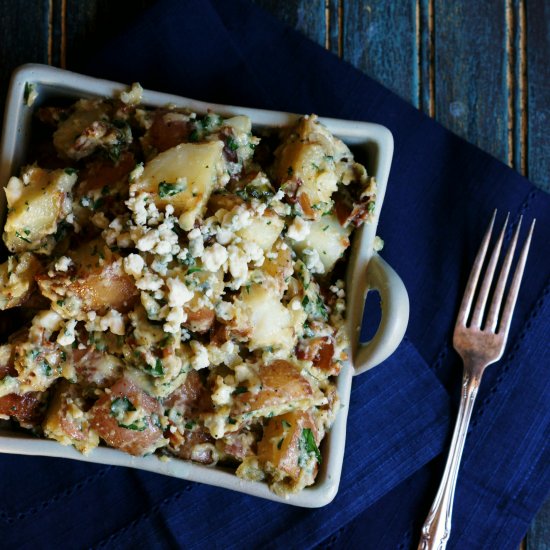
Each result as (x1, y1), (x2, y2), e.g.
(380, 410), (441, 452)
(418, 367), (482, 550)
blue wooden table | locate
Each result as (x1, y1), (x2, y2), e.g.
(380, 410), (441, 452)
(0, 0), (548, 547)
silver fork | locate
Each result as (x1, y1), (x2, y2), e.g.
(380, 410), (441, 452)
(418, 211), (536, 550)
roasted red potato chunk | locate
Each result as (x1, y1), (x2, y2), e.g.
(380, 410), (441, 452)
(232, 360), (313, 416)
(258, 410), (319, 481)
(43, 380), (99, 453)
(89, 377), (165, 456)
(0, 391), (46, 428)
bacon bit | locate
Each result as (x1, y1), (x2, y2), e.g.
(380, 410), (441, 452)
(148, 110), (191, 152)
(222, 432), (256, 460)
(346, 201), (372, 227)
(170, 428), (216, 464)
(0, 348), (17, 380)
(36, 106), (70, 127)
(219, 127), (238, 163)
(164, 370), (212, 416)
(298, 193), (315, 218)
(78, 151), (135, 193)
(281, 178), (302, 203)
(296, 337), (337, 374)
(210, 322), (230, 346)
(184, 308), (215, 333)
(334, 198), (352, 226)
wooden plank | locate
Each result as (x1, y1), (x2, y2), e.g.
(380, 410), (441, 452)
(249, 0), (326, 49)
(327, 0), (342, 57)
(0, 0), (50, 119)
(526, 0), (549, 191)
(64, 0), (155, 71)
(434, 1), (509, 165)
(341, 0), (418, 107)
(527, 492), (550, 549)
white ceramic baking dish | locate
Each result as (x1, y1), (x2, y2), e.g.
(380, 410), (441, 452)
(0, 64), (409, 507)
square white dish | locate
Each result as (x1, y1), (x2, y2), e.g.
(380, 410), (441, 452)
(0, 64), (408, 507)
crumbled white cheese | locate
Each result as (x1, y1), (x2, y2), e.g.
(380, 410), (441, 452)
(119, 82), (143, 106)
(289, 297), (302, 310)
(188, 228), (204, 258)
(190, 340), (209, 370)
(33, 310), (63, 332)
(227, 245), (248, 288)
(124, 254), (145, 277)
(136, 230), (158, 252)
(154, 240), (172, 256)
(303, 248), (325, 274)
(215, 301), (235, 321)
(100, 310), (125, 335)
(166, 277), (194, 307)
(287, 217), (310, 242)
(211, 375), (235, 406)
(57, 319), (77, 346)
(242, 241), (264, 267)
(164, 307), (186, 334)
(202, 243), (228, 272)
(129, 163), (144, 183)
(135, 270), (163, 291)
(54, 256), (73, 272)
(329, 282), (346, 298)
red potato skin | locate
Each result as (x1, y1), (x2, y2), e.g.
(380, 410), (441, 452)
(232, 360), (313, 415)
(183, 308), (215, 333)
(78, 151), (135, 194)
(44, 381), (92, 442)
(296, 337), (340, 376)
(164, 370), (211, 416)
(0, 339), (44, 427)
(72, 346), (122, 388)
(257, 410), (318, 480)
(147, 110), (191, 153)
(89, 378), (164, 456)
(169, 428), (215, 464)
(0, 392), (45, 427)
(219, 431), (256, 461)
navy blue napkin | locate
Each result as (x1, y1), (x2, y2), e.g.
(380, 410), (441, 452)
(1, 1), (549, 548)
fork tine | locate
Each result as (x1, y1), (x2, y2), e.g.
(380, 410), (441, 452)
(456, 210), (496, 326)
(497, 219), (535, 336)
(470, 213), (509, 328)
(485, 216), (522, 332)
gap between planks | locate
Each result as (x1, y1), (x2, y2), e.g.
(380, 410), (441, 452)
(416, 0), (435, 117)
(325, 0), (343, 58)
(506, 0), (527, 175)
(48, 0), (66, 69)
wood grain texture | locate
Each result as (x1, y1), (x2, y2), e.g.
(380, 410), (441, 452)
(526, 0), (549, 191)
(434, 1), (509, 164)
(527, 492), (550, 549)
(0, 0), (50, 119)
(341, 0), (418, 106)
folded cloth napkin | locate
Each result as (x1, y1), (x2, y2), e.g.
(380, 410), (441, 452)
(2, 0), (549, 548)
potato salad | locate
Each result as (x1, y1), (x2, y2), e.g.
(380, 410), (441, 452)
(0, 83), (376, 496)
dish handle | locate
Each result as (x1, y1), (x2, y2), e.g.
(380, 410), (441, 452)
(354, 254), (409, 376)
